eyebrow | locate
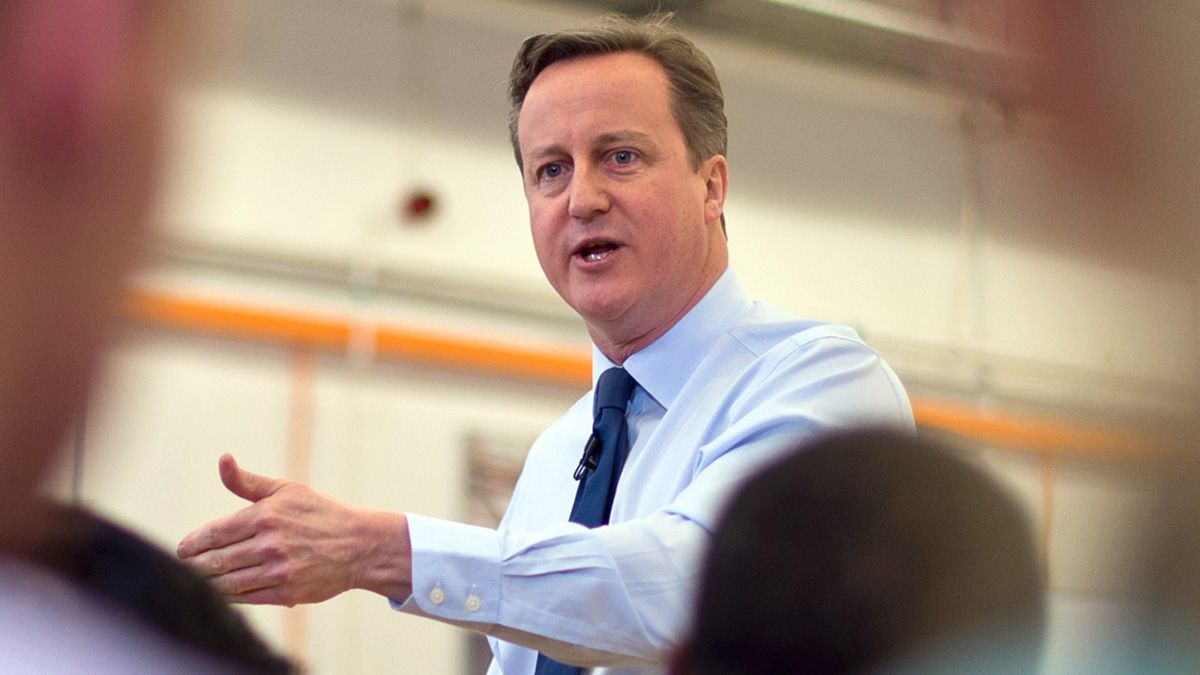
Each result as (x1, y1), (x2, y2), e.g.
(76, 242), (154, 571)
(595, 130), (656, 147)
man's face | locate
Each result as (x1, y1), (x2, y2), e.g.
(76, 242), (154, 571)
(517, 51), (727, 360)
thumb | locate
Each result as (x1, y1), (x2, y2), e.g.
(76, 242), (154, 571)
(218, 453), (287, 503)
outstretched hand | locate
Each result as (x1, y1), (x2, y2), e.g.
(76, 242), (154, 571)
(178, 454), (413, 606)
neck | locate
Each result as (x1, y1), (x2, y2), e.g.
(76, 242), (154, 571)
(592, 326), (666, 366)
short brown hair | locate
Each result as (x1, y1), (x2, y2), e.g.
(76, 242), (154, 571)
(688, 429), (1044, 674)
(507, 13), (727, 173)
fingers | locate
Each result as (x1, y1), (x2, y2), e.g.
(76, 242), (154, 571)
(200, 537), (343, 607)
(228, 586), (299, 607)
(177, 508), (258, 559)
(183, 535), (300, 605)
(205, 562), (305, 606)
(208, 564), (278, 598)
(218, 453), (288, 503)
(185, 538), (263, 578)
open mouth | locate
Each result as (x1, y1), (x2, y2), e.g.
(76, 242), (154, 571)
(575, 241), (619, 263)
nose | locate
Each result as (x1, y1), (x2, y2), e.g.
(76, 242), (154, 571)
(567, 164), (610, 221)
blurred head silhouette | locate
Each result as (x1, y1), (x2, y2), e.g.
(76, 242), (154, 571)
(1025, 2), (1199, 248)
(673, 429), (1044, 675)
(1025, 5), (1200, 667)
(0, 0), (175, 535)
(0, 5), (297, 672)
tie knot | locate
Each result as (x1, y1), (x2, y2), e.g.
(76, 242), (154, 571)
(594, 367), (636, 414)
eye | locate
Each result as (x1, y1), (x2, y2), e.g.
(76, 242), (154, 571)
(538, 162), (565, 181)
(611, 150), (636, 165)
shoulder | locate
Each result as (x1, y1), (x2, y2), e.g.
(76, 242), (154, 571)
(715, 303), (912, 426)
(0, 556), (236, 674)
(5, 506), (293, 674)
(725, 301), (877, 365)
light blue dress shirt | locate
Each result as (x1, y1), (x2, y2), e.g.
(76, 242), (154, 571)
(395, 269), (913, 674)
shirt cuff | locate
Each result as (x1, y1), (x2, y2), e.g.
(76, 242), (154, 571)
(388, 513), (502, 625)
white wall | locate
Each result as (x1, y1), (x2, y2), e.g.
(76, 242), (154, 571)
(59, 1), (1198, 673)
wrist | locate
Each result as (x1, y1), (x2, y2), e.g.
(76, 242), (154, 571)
(350, 509), (413, 601)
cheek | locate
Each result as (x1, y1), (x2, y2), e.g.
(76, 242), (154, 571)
(528, 207), (553, 244)
(528, 218), (563, 279)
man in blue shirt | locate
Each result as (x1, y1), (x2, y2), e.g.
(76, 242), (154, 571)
(179, 14), (913, 674)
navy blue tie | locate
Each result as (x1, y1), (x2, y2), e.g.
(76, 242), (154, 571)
(533, 367), (637, 675)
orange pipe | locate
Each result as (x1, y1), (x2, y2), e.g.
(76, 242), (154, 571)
(910, 398), (1149, 458)
(374, 326), (590, 385)
(120, 289), (1153, 458)
(125, 290), (351, 350)
(122, 290), (590, 386)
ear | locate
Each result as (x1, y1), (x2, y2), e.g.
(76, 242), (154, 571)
(1, 0), (144, 167)
(700, 154), (728, 227)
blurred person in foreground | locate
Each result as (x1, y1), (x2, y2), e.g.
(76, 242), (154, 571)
(1017, 3), (1200, 672)
(671, 429), (1045, 675)
(0, 2), (290, 672)
(1037, 2), (1200, 655)
(179, 12), (913, 675)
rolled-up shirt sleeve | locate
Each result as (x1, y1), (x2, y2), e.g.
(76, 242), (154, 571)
(395, 510), (708, 667)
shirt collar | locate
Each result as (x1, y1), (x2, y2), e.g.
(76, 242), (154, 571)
(591, 267), (751, 410)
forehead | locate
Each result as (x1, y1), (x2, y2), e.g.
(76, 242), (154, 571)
(517, 51), (681, 151)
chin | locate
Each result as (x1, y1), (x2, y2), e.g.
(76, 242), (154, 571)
(569, 292), (632, 328)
